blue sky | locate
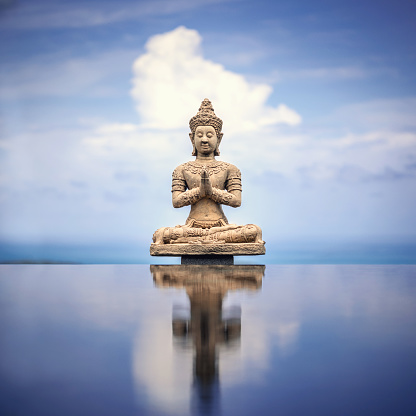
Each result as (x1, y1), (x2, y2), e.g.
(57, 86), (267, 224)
(0, 0), (415, 255)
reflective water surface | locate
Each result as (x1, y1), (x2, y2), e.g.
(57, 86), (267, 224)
(1, 264), (415, 415)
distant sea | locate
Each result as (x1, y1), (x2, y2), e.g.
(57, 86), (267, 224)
(1, 239), (415, 264)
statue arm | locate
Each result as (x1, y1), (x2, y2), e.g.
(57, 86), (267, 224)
(171, 165), (200, 208)
(209, 165), (242, 207)
(172, 188), (201, 208)
(210, 188), (241, 207)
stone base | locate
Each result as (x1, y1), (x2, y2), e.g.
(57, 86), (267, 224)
(150, 242), (265, 257)
(181, 255), (234, 265)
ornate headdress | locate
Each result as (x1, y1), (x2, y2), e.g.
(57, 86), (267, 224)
(189, 98), (223, 138)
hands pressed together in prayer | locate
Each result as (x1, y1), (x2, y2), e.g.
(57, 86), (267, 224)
(199, 167), (213, 198)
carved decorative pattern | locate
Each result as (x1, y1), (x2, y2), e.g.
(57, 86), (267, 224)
(189, 98), (223, 138)
(183, 161), (229, 176)
(211, 188), (234, 203)
(179, 188), (200, 206)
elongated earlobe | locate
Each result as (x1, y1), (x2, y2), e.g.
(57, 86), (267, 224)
(214, 133), (223, 156)
(189, 132), (197, 156)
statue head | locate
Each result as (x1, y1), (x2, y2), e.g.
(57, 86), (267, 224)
(189, 98), (223, 156)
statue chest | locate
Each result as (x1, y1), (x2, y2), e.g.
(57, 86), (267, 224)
(183, 169), (228, 190)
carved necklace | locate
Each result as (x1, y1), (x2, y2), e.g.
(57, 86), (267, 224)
(183, 160), (228, 176)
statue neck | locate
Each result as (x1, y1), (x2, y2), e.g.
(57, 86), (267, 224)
(195, 155), (216, 163)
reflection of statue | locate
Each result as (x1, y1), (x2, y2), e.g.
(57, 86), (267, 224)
(151, 265), (264, 291)
(150, 265), (264, 412)
(150, 99), (265, 263)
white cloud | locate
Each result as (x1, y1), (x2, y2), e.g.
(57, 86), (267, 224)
(130, 26), (301, 134)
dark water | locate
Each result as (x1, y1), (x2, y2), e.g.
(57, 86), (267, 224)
(1, 265), (415, 416)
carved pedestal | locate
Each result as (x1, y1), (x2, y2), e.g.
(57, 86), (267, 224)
(150, 242), (266, 264)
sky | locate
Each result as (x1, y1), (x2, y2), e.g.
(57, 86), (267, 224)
(0, 0), (415, 259)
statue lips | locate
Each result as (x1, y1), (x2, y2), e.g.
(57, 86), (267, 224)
(199, 147), (212, 156)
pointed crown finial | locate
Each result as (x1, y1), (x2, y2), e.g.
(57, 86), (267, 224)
(189, 98), (223, 137)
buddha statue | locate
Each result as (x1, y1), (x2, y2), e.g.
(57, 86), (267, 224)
(150, 99), (265, 259)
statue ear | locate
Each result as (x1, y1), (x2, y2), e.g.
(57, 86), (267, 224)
(189, 132), (197, 156)
(214, 133), (223, 156)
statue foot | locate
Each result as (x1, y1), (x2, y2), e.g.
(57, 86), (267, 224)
(153, 227), (168, 244)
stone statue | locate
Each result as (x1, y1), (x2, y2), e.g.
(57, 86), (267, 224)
(150, 99), (265, 261)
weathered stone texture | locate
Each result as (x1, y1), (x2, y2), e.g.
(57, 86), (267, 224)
(150, 242), (265, 256)
(150, 98), (265, 258)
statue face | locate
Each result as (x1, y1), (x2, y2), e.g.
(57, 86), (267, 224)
(194, 126), (218, 156)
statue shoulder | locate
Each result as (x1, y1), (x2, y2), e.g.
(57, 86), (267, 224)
(172, 163), (187, 179)
(172, 161), (201, 178)
(211, 160), (241, 176)
(180, 160), (204, 174)
(223, 162), (241, 177)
